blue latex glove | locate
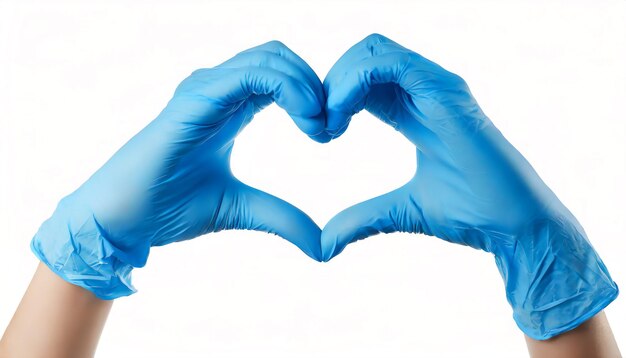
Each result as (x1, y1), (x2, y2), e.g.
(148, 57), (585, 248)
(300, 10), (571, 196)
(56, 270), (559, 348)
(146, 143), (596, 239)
(31, 41), (327, 300)
(321, 34), (619, 340)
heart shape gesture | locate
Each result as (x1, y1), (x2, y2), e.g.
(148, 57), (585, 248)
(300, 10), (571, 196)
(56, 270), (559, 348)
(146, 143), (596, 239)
(31, 34), (617, 341)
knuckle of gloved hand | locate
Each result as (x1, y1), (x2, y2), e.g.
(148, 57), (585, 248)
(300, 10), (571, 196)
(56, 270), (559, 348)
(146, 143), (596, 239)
(446, 71), (468, 89)
(173, 79), (195, 96)
(363, 33), (388, 45)
(424, 69), (468, 94)
(177, 68), (222, 93)
(190, 68), (209, 77)
(395, 51), (415, 70)
(263, 40), (288, 53)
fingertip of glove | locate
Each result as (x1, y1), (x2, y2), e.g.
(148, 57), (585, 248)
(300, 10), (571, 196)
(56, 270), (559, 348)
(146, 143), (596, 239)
(321, 248), (341, 263)
(309, 131), (333, 143)
(320, 230), (341, 263)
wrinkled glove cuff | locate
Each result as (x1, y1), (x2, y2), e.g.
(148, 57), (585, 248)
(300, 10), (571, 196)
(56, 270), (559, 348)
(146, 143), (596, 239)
(30, 199), (136, 300)
(494, 217), (619, 340)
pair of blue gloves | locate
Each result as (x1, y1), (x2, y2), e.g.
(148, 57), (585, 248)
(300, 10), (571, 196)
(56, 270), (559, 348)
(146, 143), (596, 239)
(31, 34), (618, 340)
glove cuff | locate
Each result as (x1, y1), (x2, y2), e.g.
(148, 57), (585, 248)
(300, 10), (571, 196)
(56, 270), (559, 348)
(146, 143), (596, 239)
(494, 217), (618, 340)
(30, 198), (137, 300)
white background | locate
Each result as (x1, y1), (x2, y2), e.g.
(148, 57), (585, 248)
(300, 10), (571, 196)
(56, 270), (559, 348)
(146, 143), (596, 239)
(1, 1), (625, 357)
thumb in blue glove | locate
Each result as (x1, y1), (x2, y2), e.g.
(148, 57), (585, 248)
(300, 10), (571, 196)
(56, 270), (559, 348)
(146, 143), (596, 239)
(320, 34), (618, 340)
(31, 41), (327, 300)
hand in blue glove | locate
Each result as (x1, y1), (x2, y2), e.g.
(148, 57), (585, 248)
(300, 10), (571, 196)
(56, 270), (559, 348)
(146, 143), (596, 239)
(31, 41), (327, 300)
(320, 34), (618, 340)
